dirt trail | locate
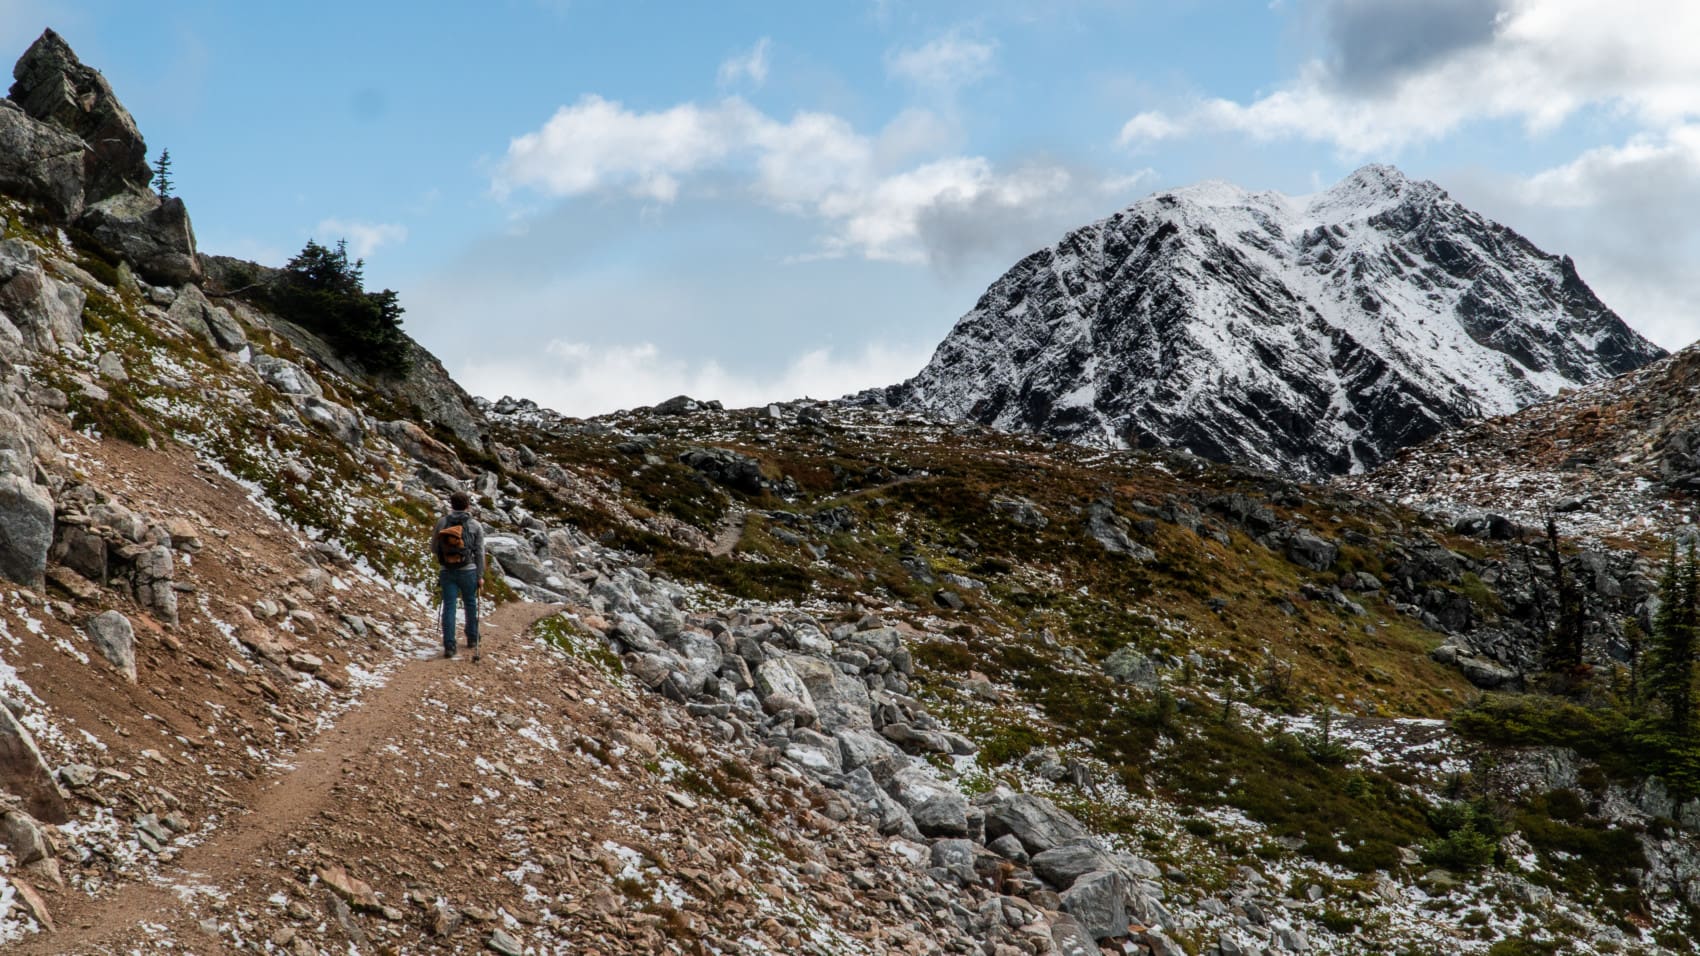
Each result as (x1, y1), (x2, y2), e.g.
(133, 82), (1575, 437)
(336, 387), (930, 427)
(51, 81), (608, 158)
(16, 600), (564, 956)
(707, 509), (748, 556)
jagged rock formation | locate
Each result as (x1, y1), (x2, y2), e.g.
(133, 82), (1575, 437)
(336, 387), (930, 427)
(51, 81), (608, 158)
(2, 29), (198, 285)
(887, 165), (1664, 477)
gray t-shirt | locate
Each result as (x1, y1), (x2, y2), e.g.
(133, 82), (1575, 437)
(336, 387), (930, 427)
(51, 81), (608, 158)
(430, 510), (484, 575)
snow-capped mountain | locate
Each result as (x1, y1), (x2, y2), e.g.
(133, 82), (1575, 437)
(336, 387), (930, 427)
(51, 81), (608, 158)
(885, 164), (1665, 477)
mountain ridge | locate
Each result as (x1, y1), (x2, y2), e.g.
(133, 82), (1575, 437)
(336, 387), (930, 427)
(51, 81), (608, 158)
(884, 164), (1665, 477)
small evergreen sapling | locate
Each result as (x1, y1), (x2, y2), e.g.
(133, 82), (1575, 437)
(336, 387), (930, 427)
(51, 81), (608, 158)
(151, 148), (173, 198)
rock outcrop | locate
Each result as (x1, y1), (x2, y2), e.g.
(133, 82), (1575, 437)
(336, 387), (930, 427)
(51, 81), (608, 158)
(2, 29), (200, 286)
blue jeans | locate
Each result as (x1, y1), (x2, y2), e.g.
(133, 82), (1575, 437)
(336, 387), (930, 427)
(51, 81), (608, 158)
(440, 567), (480, 653)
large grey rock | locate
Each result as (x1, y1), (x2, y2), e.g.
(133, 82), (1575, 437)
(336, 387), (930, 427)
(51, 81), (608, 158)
(0, 474), (52, 587)
(9, 28), (151, 203)
(882, 761), (961, 812)
(912, 793), (971, 838)
(0, 238), (85, 352)
(836, 766), (919, 839)
(483, 534), (553, 589)
(670, 631), (723, 696)
(1049, 914), (1099, 956)
(1085, 501), (1154, 560)
(251, 350), (321, 394)
(299, 396), (364, 447)
(0, 702), (67, 822)
(785, 653), (872, 731)
(1032, 843), (1118, 890)
(1285, 533), (1339, 572)
(755, 658), (817, 725)
(1060, 869), (1128, 941)
(678, 446), (766, 494)
(86, 609), (136, 682)
(130, 543), (178, 626)
(980, 790), (1093, 855)
(1, 808), (49, 863)
(783, 728), (842, 776)
(78, 192), (201, 287)
(835, 727), (901, 770)
(0, 98), (87, 220)
(163, 283), (242, 351)
(1103, 645), (1160, 690)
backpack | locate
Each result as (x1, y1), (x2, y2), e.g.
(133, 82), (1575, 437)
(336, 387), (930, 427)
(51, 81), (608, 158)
(436, 514), (471, 568)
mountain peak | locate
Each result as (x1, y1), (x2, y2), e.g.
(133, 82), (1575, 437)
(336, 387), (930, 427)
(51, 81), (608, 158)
(889, 167), (1664, 477)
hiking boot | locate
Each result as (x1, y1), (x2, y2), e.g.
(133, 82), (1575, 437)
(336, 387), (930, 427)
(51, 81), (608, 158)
(443, 646), (456, 659)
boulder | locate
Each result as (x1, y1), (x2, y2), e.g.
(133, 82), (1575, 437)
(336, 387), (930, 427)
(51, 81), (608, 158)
(755, 658), (817, 725)
(0, 98), (87, 220)
(251, 353), (322, 397)
(912, 793), (971, 838)
(1049, 914), (1099, 956)
(299, 397), (364, 447)
(158, 283), (239, 350)
(991, 495), (1048, 529)
(834, 727), (901, 770)
(377, 419), (465, 475)
(979, 790), (1093, 855)
(0, 702), (68, 822)
(0, 238), (85, 352)
(678, 446), (766, 494)
(1, 809), (49, 863)
(784, 653), (872, 732)
(1102, 645), (1160, 690)
(78, 192), (202, 287)
(1059, 869), (1128, 941)
(9, 28), (152, 203)
(669, 631), (723, 697)
(0, 474), (53, 587)
(1085, 501), (1154, 560)
(85, 609), (136, 682)
(1285, 533), (1339, 572)
(836, 766), (919, 839)
(1031, 843), (1118, 890)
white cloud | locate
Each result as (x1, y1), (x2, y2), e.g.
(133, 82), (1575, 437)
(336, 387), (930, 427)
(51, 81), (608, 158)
(456, 338), (932, 417)
(1120, 0), (1700, 155)
(886, 31), (997, 93)
(313, 219), (408, 257)
(717, 37), (771, 88)
(493, 95), (1089, 266)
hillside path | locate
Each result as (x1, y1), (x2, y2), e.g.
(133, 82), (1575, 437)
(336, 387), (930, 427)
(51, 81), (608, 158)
(15, 599), (566, 956)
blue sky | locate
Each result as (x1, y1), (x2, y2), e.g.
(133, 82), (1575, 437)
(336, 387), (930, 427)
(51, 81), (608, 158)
(8, 1), (1699, 414)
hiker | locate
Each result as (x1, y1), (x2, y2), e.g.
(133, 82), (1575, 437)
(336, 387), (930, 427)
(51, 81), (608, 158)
(431, 490), (485, 661)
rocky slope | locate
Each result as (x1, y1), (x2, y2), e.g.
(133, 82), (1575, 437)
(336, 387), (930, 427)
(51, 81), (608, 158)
(3, 27), (1700, 956)
(884, 165), (1664, 478)
(1344, 344), (1700, 544)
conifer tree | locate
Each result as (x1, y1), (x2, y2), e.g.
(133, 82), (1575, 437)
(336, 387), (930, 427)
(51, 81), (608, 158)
(1543, 514), (1585, 672)
(151, 148), (173, 198)
(1646, 543), (1699, 733)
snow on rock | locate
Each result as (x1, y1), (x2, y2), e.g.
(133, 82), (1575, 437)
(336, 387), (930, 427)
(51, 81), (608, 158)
(886, 164), (1664, 478)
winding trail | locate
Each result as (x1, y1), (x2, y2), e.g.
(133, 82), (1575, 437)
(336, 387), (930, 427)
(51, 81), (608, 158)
(16, 600), (565, 956)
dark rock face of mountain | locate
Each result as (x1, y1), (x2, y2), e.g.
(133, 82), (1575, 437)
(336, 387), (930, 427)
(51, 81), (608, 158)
(887, 165), (1666, 477)
(1, 29), (200, 286)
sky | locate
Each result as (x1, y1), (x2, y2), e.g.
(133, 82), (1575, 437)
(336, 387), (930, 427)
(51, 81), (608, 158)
(8, 1), (1699, 415)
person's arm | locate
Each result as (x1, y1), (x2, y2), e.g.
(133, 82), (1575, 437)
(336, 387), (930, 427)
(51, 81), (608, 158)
(428, 516), (444, 561)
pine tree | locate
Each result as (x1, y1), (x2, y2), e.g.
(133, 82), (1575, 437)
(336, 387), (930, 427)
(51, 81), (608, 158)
(267, 238), (409, 376)
(1543, 514), (1586, 672)
(1646, 543), (1699, 733)
(151, 148), (173, 199)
